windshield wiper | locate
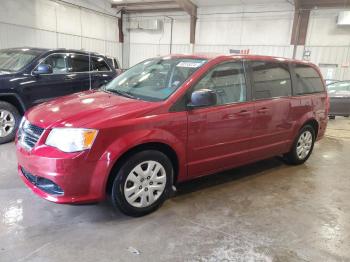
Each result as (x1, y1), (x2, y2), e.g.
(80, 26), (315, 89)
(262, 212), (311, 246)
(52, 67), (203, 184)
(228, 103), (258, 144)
(106, 89), (138, 99)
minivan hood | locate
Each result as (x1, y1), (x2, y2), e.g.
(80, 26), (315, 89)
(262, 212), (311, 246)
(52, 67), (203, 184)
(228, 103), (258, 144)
(26, 90), (160, 128)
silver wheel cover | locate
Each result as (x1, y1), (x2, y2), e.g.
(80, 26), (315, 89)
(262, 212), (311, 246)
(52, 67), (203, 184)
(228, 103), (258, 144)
(296, 130), (313, 160)
(124, 161), (167, 208)
(0, 110), (15, 138)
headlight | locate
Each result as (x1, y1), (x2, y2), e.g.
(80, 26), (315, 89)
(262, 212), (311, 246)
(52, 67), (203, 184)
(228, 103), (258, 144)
(45, 128), (98, 153)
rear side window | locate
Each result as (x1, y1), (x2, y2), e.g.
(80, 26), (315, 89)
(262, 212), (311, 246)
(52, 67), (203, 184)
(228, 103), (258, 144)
(294, 64), (324, 94)
(92, 57), (110, 71)
(69, 54), (90, 72)
(251, 61), (291, 100)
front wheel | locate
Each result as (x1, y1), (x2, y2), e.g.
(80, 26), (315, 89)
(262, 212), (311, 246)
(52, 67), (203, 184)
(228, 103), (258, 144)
(0, 101), (21, 144)
(110, 150), (174, 217)
(283, 125), (315, 165)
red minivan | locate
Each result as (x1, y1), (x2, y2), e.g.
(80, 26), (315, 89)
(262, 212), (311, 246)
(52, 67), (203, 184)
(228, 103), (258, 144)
(16, 54), (328, 216)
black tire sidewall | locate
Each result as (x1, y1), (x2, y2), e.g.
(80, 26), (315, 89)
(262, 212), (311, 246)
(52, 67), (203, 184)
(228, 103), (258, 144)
(289, 125), (315, 165)
(0, 101), (21, 144)
(111, 150), (174, 217)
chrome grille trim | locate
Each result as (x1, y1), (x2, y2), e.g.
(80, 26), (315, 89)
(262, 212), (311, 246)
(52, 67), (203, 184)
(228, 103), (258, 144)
(18, 121), (44, 150)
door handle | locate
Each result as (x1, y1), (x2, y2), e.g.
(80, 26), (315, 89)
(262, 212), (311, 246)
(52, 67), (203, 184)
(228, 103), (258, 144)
(257, 107), (269, 113)
(235, 110), (250, 116)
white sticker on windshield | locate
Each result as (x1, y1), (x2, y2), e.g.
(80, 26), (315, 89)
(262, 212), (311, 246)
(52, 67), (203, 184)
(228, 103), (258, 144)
(176, 62), (203, 68)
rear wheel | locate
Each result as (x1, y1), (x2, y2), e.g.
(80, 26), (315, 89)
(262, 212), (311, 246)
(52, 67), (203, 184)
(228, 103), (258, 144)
(110, 150), (174, 217)
(329, 115), (335, 120)
(283, 125), (315, 165)
(0, 101), (21, 144)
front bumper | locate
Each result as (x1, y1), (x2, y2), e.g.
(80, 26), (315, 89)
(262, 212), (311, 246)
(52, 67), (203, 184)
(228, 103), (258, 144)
(16, 143), (110, 204)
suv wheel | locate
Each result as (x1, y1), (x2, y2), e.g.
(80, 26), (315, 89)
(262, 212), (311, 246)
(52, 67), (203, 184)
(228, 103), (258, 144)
(283, 125), (315, 165)
(0, 101), (21, 144)
(110, 150), (174, 217)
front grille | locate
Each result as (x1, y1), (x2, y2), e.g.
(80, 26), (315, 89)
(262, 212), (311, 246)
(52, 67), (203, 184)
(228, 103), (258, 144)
(18, 121), (44, 150)
(21, 167), (64, 195)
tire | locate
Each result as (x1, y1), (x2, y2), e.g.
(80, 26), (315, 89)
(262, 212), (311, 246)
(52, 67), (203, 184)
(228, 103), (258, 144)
(0, 101), (21, 144)
(110, 150), (174, 217)
(283, 125), (315, 165)
(329, 115), (335, 120)
(344, 115), (349, 118)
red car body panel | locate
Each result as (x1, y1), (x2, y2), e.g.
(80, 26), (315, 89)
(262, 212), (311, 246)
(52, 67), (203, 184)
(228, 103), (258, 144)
(16, 54), (328, 204)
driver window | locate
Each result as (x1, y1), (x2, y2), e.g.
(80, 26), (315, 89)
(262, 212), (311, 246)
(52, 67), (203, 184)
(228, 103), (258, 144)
(193, 61), (247, 105)
(40, 54), (68, 74)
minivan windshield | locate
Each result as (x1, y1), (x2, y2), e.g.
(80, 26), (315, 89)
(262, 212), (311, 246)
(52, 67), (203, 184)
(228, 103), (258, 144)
(0, 49), (38, 72)
(105, 57), (207, 101)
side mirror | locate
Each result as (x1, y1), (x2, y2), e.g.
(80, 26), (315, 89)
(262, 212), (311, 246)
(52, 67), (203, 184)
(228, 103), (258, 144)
(33, 64), (53, 75)
(188, 89), (217, 108)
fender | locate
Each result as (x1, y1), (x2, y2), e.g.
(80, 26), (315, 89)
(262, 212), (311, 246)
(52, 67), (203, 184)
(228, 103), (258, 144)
(93, 128), (187, 194)
(0, 93), (27, 113)
(287, 111), (318, 150)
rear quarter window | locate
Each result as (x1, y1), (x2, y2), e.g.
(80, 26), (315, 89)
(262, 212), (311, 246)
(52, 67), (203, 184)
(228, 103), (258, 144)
(293, 64), (325, 95)
(251, 61), (292, 100)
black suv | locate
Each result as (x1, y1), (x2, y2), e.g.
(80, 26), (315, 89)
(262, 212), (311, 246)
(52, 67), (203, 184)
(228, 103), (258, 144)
(0, 47), (118, 144)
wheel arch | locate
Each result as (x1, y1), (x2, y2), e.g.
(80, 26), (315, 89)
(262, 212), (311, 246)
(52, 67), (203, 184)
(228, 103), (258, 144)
(302, 118), (319, 139)
(105, 142), (179, 195)
(0, 94), (26, 115)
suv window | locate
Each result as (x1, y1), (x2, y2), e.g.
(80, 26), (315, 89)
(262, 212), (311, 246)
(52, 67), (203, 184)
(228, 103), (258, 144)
(251, 61), (291, 100)
(40, 54), (68, 74)
(92, 57), (110, 72)
(69, 54), (90, 72)
(294, 64), (324, 94)
(193, 61), (247, 105)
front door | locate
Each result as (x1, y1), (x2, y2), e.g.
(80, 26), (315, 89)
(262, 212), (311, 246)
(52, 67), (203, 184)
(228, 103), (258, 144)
(187, 61), (254, 178)
(22, 53), (73, 106)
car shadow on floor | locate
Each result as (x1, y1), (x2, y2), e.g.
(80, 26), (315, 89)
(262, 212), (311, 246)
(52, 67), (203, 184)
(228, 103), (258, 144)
(174, 157), (286, 197)
(72, 157), (288, 221)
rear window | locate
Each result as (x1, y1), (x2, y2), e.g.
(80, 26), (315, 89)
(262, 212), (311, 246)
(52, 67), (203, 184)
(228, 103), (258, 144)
(69, 54), (90, 72)
(251, 61), (292, 100)
(294, 64), (324, 95)
(92, 57), (110, 71)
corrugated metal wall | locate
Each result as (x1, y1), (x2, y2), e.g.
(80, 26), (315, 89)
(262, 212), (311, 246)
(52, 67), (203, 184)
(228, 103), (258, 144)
(0, 0), (122, 62)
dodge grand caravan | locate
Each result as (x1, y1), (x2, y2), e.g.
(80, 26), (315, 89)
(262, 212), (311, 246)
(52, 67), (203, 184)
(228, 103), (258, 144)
(16, 54), (328, 216)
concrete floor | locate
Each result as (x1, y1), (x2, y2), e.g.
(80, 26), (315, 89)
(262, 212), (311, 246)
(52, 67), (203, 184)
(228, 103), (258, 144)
(1, 119), (350, 262)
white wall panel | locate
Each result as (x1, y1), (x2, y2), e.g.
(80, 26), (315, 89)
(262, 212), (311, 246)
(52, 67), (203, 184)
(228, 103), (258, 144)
(81, 9), (106, 40)
(0, 0), (122, 64)
(105, 41), (123, 58)
(56, 4), (82, 36)
(82, 37), (105, 54)
(57, 33), (81, 49)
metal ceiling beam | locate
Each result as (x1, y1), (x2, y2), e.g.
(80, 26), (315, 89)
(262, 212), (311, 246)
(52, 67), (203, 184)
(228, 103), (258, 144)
(174, 0), (197, 44)
(300, 0), (350, 9)
(174, 0), (197, 17)
(290, 0), (350, 54)
(111, 0), (198, 45)
(124, 7), (183, 13)
(111, 1), (176, 8)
